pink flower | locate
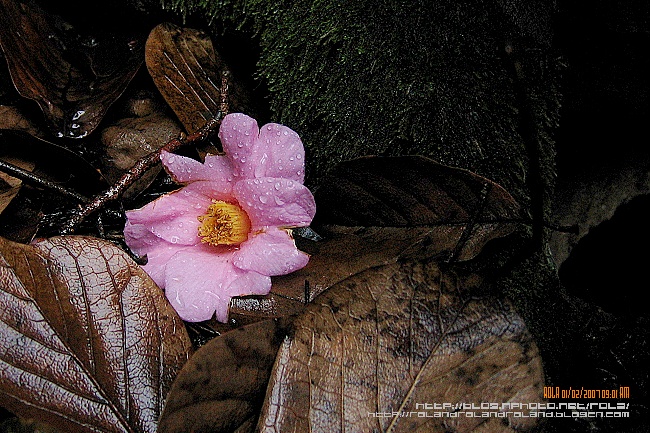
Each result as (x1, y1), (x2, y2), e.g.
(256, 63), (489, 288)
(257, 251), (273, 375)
(123, 113), (316, 322)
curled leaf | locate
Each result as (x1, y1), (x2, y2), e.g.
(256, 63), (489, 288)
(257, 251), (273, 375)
(0, 236), (192, 433)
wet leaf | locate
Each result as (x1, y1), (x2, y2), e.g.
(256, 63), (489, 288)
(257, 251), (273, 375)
(159, 319), (287, 433)
(257, 260), (545, 432)
(230, 155), (523, 320)
(145, 22), (258, 134)
(0, 235), (192, 433)
(0, 0), (144, 138)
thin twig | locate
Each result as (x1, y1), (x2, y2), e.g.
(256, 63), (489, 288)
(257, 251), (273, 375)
(60, 117), (221, 234)
(0, 159), (88, 203)
(60, 69), (232, 234)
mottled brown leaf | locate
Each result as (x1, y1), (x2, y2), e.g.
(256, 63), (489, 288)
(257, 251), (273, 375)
(0, 236), (192, 433)
(159, 319), (286, 433)
(145, 22), (257, 134)
(257, 260), (545, 433)
(0, 0), (143, 138)
(230, 156), (523, 320)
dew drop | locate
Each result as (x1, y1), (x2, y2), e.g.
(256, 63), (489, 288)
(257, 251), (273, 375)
(259, 195), (269, 204)
(168, 156), (175, 163)
(170, 236), (180, 244)
(283, 130), (289, 136)
(296, 154), (302, 160)
(241, 157), (247, 163)
(274, 196), (285, 205)
(237, 142), (244, 148)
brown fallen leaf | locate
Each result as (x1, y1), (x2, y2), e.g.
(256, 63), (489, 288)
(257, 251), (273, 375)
(0, 0), (144, 138)
(159, 319), (287, 433)
(0, 235), (192, 433)
(257, 260), (545, 432)
(145, 22), (259, 134)
(230, 155), (523, 321)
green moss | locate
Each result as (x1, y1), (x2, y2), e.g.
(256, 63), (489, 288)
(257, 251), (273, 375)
(159, 0), (561, 218)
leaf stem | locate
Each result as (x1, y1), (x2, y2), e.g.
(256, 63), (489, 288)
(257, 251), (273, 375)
(60, 117), (221, 234)
(60, 70), (231, 235)
(0, 159), (88, 203)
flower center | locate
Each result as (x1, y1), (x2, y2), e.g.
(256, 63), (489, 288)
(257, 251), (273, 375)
(197, 200), (251, 246)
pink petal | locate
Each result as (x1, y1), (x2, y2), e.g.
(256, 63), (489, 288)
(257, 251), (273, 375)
(125, 181), (233, 246)
(161, 151), (234, 190)
(163, 247), (241, 322)
(218, 113), (261, 180)
(227, 272), (272, 297)
(219, 113), (306, 182)
(233, 227), (309, 276)
(233, 177), (316, 228)
(123, 220), (165, 255)
(256, 122), (305, 182)
(141, 243), (187, 289)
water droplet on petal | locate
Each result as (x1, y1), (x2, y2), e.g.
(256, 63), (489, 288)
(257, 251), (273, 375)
(259, 195), (269, 204)
(168, 156), (175, 163)
(274, 196), (285, 205)
(237, 142), (244, 148)
(296, 154), (302, 160)
(170, 236), (180, 244)
(283, 130), (289, 136)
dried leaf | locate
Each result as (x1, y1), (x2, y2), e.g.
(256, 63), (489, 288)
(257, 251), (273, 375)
(0, 235), (192, 433)
(257, 260), (544, 432)
(145, 22), (258, 134)
(159, 319), (287, 433)
(0, 0), (143, 138)
(230, 155), (523, 320)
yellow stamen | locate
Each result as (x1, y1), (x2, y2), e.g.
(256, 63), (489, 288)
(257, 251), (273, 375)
(197, 200), (251, 246)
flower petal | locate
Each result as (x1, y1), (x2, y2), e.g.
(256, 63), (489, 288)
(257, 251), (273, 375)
(219, 113), (306, 182)
(125, 181), (233, 246)
(233, 177), (316, 228)
(141, 243), (186, 289)
(218, 113), (261, 179)
(233, 227), (309, 276)
(227, 272), (272, 297)
(163, 247), (241, 322)
(256, 122), (305, 182)
(161, 150), (234, 190)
